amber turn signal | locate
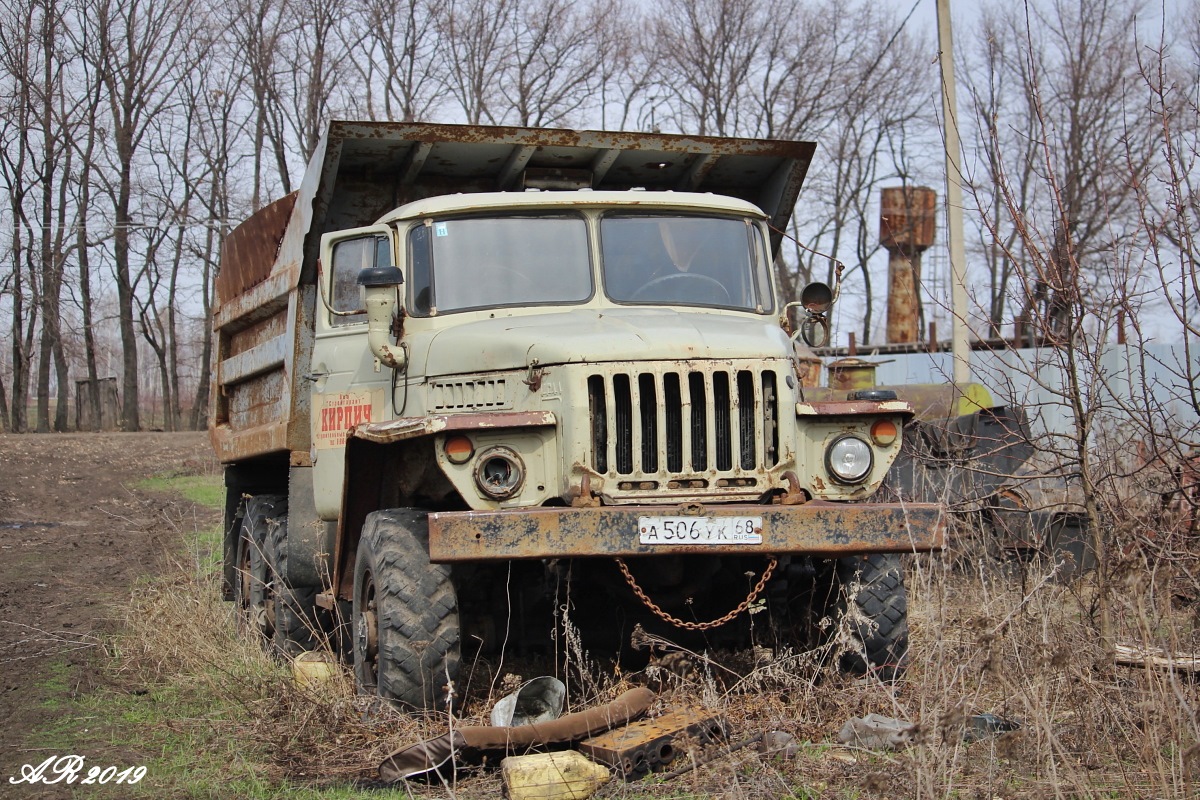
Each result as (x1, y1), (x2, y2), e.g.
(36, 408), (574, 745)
(444, 435), (474, 464)
(870, 419), (898, 447)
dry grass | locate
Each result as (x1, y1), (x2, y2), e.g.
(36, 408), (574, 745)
(101, 481), (1200, 798)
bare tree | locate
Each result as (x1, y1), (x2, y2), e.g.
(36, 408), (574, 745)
(86, 0), (198, 430)
(342, 0), (443, 122)
(28, 0), (78, 432)
(965, 0), (1160, 340)
(68, 23), (107, 430)
(777, 2), (933, 342)
(231, 0), (293, 204)
(594, 5), (655, 131)
(498, 0), (609, 127)
(647, 0), (764, 136)
(188, 51), (250, 430)
(0, 0), (44, 432)
(437, 0), (514, 125)
(279, 0), (350, 163)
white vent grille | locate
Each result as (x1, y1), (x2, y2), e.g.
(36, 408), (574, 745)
(430, 378), (509, 411)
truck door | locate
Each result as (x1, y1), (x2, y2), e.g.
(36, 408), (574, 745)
(310, 226), (395, 520)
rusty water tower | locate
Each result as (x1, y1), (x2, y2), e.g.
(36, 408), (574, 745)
(880, 187), (937, 344)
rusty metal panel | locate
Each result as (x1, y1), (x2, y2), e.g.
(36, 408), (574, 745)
(826, 358), (880, 392)
(212, 264), (296, 330)
(579, 707), (727, 779)
(286, 283), (317, 453)
(228, 371), (286, 431)
(795, 399), (913, 417)
(219, 335), (287, 386)
(351, 411), (557, 444)
(227, 311), (287, 358)
(209, 420), (289, 463)
(427, 501), (943, 562)
(216, 192), (298, 304)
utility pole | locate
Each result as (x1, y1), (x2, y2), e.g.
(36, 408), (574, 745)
(936, 0), (971, 384)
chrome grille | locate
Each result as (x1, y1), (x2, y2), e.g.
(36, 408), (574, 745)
(588, 368), (780, 478)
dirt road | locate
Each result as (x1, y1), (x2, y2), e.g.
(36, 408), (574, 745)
(0, 432), (218, 785)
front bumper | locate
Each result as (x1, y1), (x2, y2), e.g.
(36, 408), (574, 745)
(427, 501), (943, 562)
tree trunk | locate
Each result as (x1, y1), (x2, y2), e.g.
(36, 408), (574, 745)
(0, 372), (9, 432)
(77, 87), (103, 430)
(114, 153), (140, 431)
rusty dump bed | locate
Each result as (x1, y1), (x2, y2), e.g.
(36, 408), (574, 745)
(208, 121), (817, 464)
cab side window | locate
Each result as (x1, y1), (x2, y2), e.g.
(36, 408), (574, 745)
(331, 236), (390, 326)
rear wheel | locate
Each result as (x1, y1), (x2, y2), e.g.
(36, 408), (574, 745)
(833, 553), (908, 681)
(232, 495), (285, 645)
(353, 509), (460, 709)
(268, 511), (322, 657)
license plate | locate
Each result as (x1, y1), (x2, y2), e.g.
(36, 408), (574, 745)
(638, 515), (763, 545)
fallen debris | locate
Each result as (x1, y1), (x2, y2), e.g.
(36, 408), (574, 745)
(1114, 643), (1200, 674)
(656, 733), (764, 780)
(377, 687), (655, 782)
(579, 706), (727, 778)
(963, 713), (1021, 742)
(501, 751), (610, 800)
(758, 730), (799, 759)
(837, 714), (916, 750)
(491, 677), (567, 727)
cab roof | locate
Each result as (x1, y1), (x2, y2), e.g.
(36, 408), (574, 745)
(376, 189), (769, 224)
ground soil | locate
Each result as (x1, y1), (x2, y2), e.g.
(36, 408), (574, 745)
(0, 432), (219, 786)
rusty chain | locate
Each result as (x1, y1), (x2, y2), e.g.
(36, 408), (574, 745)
(614, 555), (778, 631)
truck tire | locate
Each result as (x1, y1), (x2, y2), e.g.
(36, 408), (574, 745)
(833, 554), (908, 681)
(233, 495), (286, 645)
(268, 512), (321, 658)
(353, 509), (460, 709)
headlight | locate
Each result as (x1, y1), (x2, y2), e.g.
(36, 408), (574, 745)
(825, 435), (873, 484)
(474, 446), (525, 499)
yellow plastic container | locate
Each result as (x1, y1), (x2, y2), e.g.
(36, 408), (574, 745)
(291, 651), (337, 689)
(500, 751), (610, 800)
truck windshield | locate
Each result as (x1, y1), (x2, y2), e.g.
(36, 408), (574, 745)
(408, 215), (592, 314)
(600, 214), (774, 312)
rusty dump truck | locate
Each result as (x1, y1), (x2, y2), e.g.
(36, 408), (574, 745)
(209, 121), (943, 708)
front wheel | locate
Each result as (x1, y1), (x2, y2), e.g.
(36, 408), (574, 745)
(833, 553), (909, 681)
(353, 509), (460, 709)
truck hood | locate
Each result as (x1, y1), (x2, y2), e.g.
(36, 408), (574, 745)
(422, 309), (791, 376)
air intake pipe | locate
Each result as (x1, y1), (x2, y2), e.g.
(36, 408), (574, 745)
(357, 266), (407, 371)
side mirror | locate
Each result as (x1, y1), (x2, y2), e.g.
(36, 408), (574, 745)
(357, 266), (407, 370)
(799, 315), (830, 349)
(800, 282), (833, 314)
(789, 281), (834, 348)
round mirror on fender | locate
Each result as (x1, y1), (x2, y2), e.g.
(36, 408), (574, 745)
(800, 316), (830, 348)
(800, 282), (833, 314)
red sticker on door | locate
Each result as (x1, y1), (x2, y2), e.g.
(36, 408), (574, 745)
(315, 390), (381, 449)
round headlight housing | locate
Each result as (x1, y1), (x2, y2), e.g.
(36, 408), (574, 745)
(825, 435), (873, 484)
(474, 446), (525, 499)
